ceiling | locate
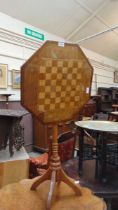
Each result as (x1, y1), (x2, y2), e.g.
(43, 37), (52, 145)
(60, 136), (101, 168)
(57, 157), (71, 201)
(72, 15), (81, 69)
(0, 0), (118, 61)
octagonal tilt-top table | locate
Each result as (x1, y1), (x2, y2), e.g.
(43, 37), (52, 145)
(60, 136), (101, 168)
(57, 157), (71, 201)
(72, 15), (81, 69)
(21, 40), (96, 209)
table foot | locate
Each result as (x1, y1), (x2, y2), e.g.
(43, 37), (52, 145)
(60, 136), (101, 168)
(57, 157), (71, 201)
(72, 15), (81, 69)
(31, 167), (82, 209)
(31, 168), (50, 190)
(58, 168), (81, 196)
(47, 171), (56, 210)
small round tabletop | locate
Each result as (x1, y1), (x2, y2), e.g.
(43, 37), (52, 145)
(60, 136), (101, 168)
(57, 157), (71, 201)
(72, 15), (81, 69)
(112, 104), (118, 107)
(110, 111), (118, 115)
(75, 120), (118, 132)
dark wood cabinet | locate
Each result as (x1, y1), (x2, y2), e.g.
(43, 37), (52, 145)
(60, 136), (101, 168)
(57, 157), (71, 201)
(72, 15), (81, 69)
(111, 87), (118, 103)
(98, 87), (112, 113)
(98, 87), (118, 113)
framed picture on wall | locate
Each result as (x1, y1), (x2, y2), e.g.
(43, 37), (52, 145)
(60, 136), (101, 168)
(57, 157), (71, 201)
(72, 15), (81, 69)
(0, 64), (8, 88)
(114, 71), (118, 83)
(12, 70), (21, 89)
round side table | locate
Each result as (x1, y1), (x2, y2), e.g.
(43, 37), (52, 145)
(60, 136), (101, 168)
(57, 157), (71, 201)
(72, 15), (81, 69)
(75, 120), (118, 182)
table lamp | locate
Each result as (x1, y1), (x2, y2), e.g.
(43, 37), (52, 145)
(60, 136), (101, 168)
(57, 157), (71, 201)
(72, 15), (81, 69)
(21, 41), (93, 209)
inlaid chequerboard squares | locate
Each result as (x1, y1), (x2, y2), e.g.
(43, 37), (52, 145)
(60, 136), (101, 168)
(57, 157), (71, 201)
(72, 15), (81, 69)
(37, 58), (90, 113)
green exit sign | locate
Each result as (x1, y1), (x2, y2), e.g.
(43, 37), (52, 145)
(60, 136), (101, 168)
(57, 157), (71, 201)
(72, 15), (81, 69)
(25, 28), (44, 41)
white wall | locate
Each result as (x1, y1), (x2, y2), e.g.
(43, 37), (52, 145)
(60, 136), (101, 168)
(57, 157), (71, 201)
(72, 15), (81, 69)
(0, 12), (64, 101)
(82, 47), (118, 96)
(0, 12), (118, 101)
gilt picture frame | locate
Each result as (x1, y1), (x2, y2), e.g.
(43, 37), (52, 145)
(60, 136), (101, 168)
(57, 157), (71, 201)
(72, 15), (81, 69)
(0, 64), (8, 89)
(12, 70), (21, 89)
(114, 71), (118, 83)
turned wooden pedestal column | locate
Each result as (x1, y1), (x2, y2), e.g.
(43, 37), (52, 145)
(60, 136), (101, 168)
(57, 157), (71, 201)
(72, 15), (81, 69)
(31, 125), (81, 209)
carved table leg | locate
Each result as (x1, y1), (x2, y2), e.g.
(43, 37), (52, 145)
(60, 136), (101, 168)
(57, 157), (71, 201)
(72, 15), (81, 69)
(9, 119), (14, 157)
(47, 170), (56, 210)
(31, 168), (51, 190)
(57, 168), (81, 195)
